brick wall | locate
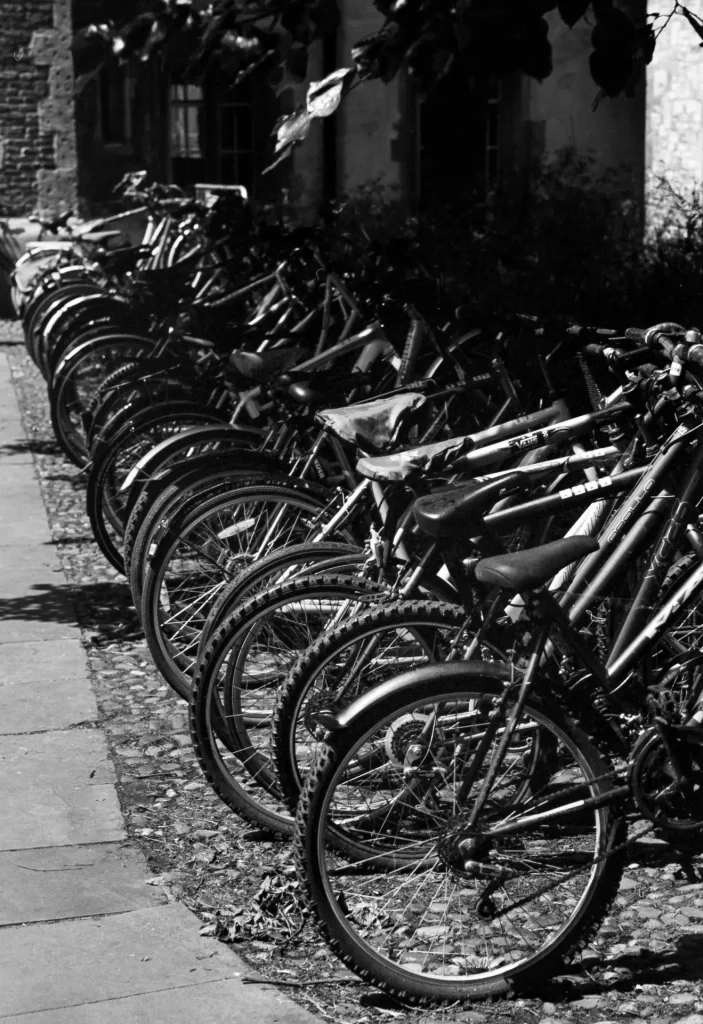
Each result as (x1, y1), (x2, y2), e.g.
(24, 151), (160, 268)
(0, 0), (77, 215)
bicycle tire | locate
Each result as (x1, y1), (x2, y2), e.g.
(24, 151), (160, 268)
(141, 477), (358, 698)
(189, 574), (385, 834)
(125, 449), (286, 602)
(49, 334), (158, 465)
(295, 671), (625, 1004)
(274, 600), (481, 814)
(196, 541), (367, 658)
(86, 406), (231, 572)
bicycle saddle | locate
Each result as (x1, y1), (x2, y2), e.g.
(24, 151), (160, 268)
(357, 434), (474, 482)
(229, 346), (307, 382)
(413, 474), (529, 538)
(316, 392), (426, 455)
(475, 535), (599, 592)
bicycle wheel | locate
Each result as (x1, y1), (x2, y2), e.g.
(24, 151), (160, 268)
(24, 283), (97, 367)
(49, 334), (157, 465)
(189, 574), (385, 834)
(295, 670), (625, 1004)
(86, 406), (230, 572)
(125, 450), (285, 603)
(274, 600), (498, 815)
(43, 296), (139, 380)
(141, 478), (359, 698)
(196, 541), (367, 658)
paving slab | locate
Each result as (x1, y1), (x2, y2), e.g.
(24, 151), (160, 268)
(0, 729), (124, 850)
(0, 975), (317, 1024)
(0, 544), (80, 643)
(0, 904), (274, 1017)
(0, 639), (97, 734)
(0, 463), (51, 544)
(0, 352), (19, 390)
(0, 843), (164, 926)
(0, 354), (34, 465)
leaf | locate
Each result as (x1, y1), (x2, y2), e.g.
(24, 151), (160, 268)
(557, 0), (590, 28)
(72, 25), (112, 79)
(264, 107), (313, 173)
(518, 17), (552, 79)
(352, 27), (410, 82)
(139, 15), (171, 62)
(592, 6), (636, 51)
(281, 1), (313, 43)
(633, 23), (655, 65)
(306, 67), (356, 119)
(589, 46), (632, 96)
(681, 7), (703, 45)
(112, 13), (155, 58)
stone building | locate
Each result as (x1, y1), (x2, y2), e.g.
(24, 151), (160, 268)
(0, 0), (77, 215)
(0, 0), (655, 221)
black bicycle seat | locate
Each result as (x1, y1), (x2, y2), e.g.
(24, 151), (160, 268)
(413, 475), (528, 538)
(229, 346), (307, 383)
(475, 535), (599, 592)
(358, 434), (475, 483)
(316, 392), (426, 455)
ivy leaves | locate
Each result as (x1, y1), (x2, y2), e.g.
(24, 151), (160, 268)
(557, 0), (590, 29)
(71, 0), (671, 144)
(352, 0), (652, 98)
(71, 0), (339, 93)
(268, 67), (355, 169)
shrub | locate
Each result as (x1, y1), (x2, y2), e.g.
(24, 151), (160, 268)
(331, 150), (703, 330)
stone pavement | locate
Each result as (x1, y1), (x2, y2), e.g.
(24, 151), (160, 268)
(0, 347), (316, 1023)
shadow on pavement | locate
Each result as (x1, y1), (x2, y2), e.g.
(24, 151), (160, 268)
(0, 580), (141, 640)
(0, 438), (61, 457)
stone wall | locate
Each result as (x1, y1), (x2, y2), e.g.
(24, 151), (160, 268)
(646, 2), (703, 221)
(0, 0), (77, 215)
(335, 0), (411, 201)
(515, 0), (646, 198)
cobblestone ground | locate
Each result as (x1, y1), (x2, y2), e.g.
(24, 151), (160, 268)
(4, 322), (703, 1024)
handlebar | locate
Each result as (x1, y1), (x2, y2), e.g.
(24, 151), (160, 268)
(29, 210), (73, 235)
(581, 342), (654, 370)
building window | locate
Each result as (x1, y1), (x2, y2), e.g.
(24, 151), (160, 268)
(485, 81), (501, 189)
(418, 70), (498, 210)
(216, 78), (255, 190)
(170, 83), (206, 188)
(169, 79), (256, 191)
(99, 61), (132, 146)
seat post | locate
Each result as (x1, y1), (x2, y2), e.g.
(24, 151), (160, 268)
(529, 588), (609, 688)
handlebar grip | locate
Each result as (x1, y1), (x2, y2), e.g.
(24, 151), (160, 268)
(625, 327), (647, 343)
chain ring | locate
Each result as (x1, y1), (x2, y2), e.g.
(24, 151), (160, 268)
(630, 726), (703, 833)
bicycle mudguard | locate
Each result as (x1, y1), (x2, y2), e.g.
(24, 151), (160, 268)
(323, 660), (514, 733)
(119, 424), (266, 496)
(123, 448), (288, 518)
(90, 401), (231, 463)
